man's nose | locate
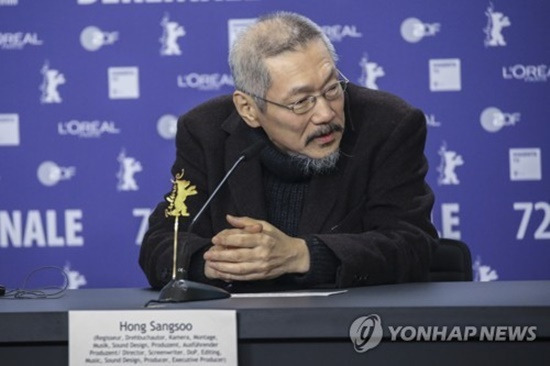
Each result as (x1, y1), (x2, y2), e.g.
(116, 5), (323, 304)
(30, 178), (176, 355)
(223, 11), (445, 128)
(310, 97), (336, 125)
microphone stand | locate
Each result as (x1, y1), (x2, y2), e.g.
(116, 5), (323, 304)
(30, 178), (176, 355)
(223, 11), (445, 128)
(156, 220), (230, 303)
(156, 141), (265, 303)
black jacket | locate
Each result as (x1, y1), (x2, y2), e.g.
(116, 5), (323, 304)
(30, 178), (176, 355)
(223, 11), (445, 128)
(139, 83), (438, 291)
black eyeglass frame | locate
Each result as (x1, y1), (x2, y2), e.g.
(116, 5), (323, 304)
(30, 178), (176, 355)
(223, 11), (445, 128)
(243, 71), (350, 115)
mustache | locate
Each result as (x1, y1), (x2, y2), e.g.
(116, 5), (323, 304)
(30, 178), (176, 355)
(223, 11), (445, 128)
(305, 122), (344, 146)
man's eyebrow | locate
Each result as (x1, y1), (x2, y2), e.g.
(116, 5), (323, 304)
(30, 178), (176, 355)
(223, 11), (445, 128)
(282, 69), (337, 101)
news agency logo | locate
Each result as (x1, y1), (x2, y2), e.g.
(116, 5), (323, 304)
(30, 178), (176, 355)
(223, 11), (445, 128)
(358, 54), (384, 90)
(502, 64), (549, 83)
(321, 24), (362, 42)
(484, 3), (511, 47)
(58, 119), (121, 138)
(64, 263), (87, 289)
(117, 149), (142, 191)
(40, 61), (66, 104)
(429, 58), (461, 92)
(473, 256), (499, 282)
(0, 32), (42, 50)
(0, 113), (20, 146)
(108, 67), (139, 99)
(157, 114), (178, 140)
(400, 17), (440, 43)
(37, 161), (76, 187)
(480, 107), (520, 133)
(160, 13), (185, 56)
(349, 314), (383, 353)
(509, 148), (542, 181)
(437, 142), (464, 186)
(177, 73), (234, 91)
(80, 26), (118, 51)
(349, 313), (537, 353)
(228, 18), (256, 48)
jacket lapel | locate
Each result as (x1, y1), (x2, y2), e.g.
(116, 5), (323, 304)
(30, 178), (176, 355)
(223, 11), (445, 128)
(298, 170), (342, 234)
(222, 113), (267, 220)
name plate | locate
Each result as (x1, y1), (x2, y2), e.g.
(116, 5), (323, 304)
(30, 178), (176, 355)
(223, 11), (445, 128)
(69, 310), (237, 366)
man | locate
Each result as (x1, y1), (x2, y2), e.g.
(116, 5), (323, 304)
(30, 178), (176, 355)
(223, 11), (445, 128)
(139, 12), (438, 292)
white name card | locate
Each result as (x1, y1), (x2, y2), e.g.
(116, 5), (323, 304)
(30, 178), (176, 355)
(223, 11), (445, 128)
(69, 310), (237, 366)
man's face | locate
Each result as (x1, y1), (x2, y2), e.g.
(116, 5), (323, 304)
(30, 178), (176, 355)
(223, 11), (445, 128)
(255, 40), (346, 160)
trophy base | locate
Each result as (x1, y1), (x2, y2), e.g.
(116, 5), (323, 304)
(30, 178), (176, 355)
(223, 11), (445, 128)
(157, 279), (230, 303)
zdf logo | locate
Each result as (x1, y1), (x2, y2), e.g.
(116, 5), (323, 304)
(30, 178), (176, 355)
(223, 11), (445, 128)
(37, 161), (76, 186)
(80, 26), (118, 51)
(480, 107), (520, 132)
(349, 314), (383, 353)
(400, 17), (440, 43)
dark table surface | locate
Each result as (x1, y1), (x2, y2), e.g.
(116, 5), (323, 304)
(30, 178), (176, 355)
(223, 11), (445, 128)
(1, 280), (549, 342)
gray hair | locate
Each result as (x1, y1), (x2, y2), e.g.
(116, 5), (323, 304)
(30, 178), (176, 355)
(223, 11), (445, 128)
(229, 12), (338, 111)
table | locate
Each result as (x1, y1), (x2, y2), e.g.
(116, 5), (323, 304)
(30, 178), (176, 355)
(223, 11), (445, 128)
(1, 281), (549, 365)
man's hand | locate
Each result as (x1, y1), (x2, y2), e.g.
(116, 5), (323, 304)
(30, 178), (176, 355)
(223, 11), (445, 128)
(203, 215), (310, 281)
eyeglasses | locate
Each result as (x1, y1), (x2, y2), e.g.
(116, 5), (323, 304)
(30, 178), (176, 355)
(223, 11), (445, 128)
(245, 72), (349, 115)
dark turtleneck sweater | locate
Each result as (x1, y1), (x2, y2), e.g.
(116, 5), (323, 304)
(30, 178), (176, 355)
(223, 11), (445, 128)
(260, 142), (311, 237)
(250, 132), (340, 289)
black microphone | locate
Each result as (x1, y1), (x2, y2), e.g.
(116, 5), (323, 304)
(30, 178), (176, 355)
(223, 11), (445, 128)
(187, 140), (266, 233)
(240, 139), (266, 160)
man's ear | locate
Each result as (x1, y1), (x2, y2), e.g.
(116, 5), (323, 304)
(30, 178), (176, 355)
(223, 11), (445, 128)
(233, 91), (261, 128)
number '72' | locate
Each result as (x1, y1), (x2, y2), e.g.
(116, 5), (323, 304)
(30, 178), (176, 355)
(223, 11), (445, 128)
(513, 202), (550, 240)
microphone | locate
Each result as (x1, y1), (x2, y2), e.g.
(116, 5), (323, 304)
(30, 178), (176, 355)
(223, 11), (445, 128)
(155, 140), (266, 303)
(187, 140), (266, 233)
(240, 139), (267, 159)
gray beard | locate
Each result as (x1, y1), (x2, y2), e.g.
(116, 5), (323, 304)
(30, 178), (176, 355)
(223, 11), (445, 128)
(287, 150), (340, 175)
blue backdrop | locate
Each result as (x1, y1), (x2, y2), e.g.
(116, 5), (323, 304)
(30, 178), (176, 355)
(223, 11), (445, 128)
(1, 0), (548, 289)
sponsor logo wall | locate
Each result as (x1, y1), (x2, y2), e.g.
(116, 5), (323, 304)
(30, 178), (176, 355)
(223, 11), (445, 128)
(0, 0), (548, 288)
